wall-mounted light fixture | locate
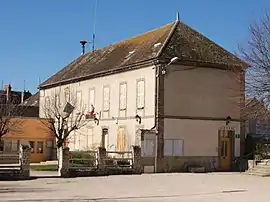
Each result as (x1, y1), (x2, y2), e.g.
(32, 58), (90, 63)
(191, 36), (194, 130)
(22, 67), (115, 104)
(226, 116), (232, 125)
(135, 114), (142, 124)
(94, 117), (99, 126)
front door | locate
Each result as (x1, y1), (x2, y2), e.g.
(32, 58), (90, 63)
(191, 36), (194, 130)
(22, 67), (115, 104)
(219, 130), (233, 171)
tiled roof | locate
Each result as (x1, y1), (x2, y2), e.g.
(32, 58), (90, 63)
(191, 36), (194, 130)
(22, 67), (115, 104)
(23, 92), (39, 107)
(40, 20), (245, 88)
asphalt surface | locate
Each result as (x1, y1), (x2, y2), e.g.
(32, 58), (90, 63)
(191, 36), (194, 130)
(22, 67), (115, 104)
(0, 172), (269, 202)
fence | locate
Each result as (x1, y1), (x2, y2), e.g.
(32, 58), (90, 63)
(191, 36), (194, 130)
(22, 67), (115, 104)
(59, 146), (141, 177)
(69, 150), (99, 171)
(0, 144), (31, 180)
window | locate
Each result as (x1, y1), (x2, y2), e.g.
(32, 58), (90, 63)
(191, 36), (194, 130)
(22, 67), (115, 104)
(76, 91), (82, 111)
(29, 141), (35, 153)
(37, 141), (43, 154)
(143, 139), (155, 157)
(0, 140), (3, 152)
(117, 127), (126, 152)
(45, 97), (50, 109)
(103, 86), (110, 111)
(64, 87), (70, 102)
(89, 88), (95, 111)
(11, 140), (18, 152)
(119, 83), (127, 110)
(136, 79), (145, 109)
(46, 140), (53, 148)
(55, 94), (60, 107)
(164, 139), (183, 156)
(4, 140), (11, 152)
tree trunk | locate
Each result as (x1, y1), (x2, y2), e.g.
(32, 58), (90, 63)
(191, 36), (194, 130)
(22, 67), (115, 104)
(57, 147), (63, 176)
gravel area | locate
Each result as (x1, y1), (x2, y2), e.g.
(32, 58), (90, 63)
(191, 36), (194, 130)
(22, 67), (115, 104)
(0, 172), (269, 202)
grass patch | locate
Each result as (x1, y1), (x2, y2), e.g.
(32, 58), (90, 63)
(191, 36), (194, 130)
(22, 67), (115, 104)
(30, 164), (58, 171)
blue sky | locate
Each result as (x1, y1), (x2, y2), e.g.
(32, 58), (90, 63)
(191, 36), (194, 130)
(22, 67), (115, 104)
(0, 0), (269, 93)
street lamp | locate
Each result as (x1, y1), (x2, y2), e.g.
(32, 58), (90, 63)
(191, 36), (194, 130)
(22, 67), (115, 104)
(161, 57), (179, 75)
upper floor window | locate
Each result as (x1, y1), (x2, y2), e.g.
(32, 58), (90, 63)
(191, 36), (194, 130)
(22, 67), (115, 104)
(64, 87), (70, 103)
(45, 97), (50, 109)
(76, 91), (82, 111)
(55, 94), (60, 107)
(136, 79), (145, 109)
(89, 88), (95, 111)
(103, 86), (110, 111)
(119, 82), (127, 110)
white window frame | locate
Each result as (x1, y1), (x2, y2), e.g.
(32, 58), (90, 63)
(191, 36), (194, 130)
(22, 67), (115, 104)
(136, 79), (145, 109)
(88, 88), (95, 111)
(119, 82), (127, 111)
(103, 86), (110, 111)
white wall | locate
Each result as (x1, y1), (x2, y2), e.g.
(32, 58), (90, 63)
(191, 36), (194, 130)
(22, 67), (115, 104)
(164, 119), (240, 157)
(39, 66), (156, 151)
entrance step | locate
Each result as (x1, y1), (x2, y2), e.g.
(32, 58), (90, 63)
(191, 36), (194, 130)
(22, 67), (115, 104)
(246, 159), (270, 177)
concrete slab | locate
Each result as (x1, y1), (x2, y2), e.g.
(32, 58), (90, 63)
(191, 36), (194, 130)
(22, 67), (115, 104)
(0, 172), (269, 201)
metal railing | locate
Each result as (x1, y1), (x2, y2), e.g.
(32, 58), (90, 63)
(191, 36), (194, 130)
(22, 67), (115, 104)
(69, 150), (98, 170)
(105, 151), (133, 168)
(233, 152), (253, 172)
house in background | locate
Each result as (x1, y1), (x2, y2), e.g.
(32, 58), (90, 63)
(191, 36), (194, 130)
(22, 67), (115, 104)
(0, 84), (32, 104)
(1, 117), (56, 163)
(39, 19), (246, 172)
(0, 91), (57, 163)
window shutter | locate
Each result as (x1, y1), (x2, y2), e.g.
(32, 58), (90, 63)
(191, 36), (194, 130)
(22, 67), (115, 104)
(89, 89), (95, 111)
(76, 91), (82, 110)
(137, 80), (145, 108)
(103, 87), (110, 111)
(120, 83), (127, 110)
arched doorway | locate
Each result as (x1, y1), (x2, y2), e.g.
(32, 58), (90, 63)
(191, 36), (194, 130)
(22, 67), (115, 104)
(218, 125), (235, 171)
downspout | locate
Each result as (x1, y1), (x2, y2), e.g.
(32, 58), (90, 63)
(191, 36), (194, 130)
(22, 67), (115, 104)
(150, 20), (179, 132)
(150, 61), (160, 132)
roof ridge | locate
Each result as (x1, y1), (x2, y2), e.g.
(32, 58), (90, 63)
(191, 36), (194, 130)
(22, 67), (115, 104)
(84, 21), (176, 54)
(156, 21), (179, 58)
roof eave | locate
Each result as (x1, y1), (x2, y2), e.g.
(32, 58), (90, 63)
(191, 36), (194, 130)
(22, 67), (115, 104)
(39, 57), (159, 90)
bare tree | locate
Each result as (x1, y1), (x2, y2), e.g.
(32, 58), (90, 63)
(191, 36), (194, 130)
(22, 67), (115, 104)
(0, 102), (24, 142)
(239, 10), (270, 119)
(41, 90), (90, 149)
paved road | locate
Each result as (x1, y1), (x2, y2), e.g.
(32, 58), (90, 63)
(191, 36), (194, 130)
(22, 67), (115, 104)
(0, 173), (269, 202)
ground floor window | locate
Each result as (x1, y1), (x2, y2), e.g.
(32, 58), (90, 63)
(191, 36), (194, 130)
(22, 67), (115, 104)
(0, 140), (3, 152)
(164, 139), (184, 156)
(4, 140), (12, 152)
(37, 141), (44, 154)
(29, 141), (35, 153)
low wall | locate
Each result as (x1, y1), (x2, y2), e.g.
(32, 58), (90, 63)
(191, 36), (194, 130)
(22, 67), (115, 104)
(0, 144), (31, 180)
(59, 146), (142, 177)
(141, 156), (219, 173)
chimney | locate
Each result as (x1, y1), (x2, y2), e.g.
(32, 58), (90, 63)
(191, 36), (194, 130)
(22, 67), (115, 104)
(21, 90), (24, 104)
(5, 84), (11, 103)
(80, 40), (88, 55)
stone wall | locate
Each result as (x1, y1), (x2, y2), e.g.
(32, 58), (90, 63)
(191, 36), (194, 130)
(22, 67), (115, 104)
(0, 144), (31, 180)
(141, 156), (219, 173)
(60, 146), (142, 177)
